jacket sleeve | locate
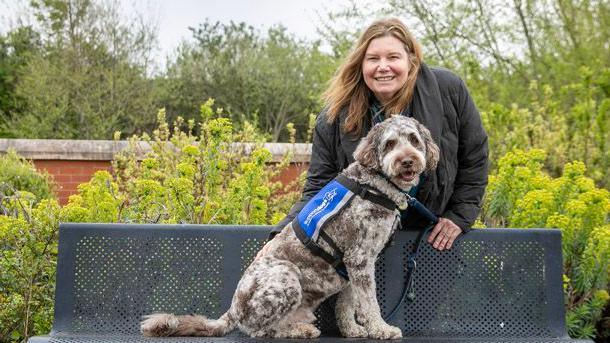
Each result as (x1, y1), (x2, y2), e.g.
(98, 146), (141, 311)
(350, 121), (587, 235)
(269, 111), (341, 238)
(442, 79), (489, 232)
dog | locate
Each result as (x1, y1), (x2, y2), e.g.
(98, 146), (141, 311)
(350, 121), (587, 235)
(140, 116), (439, 339)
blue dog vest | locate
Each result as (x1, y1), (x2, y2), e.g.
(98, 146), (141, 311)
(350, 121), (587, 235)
(296, 178), (356, 241)
(292, 174), (399, 279)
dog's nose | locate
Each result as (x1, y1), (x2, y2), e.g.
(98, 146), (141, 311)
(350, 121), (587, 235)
(401, 159), (413, 168)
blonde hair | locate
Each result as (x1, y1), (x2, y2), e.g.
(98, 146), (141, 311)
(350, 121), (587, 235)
(323, 18), (422, 135)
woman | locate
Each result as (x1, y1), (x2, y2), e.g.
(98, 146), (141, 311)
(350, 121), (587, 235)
(272, 18), (488, 251)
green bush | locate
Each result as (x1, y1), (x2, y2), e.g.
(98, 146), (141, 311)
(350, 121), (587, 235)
(61, 100), (300, 225)
(0, 150), (58, 342)
(481, 69), (610, 188)
(0, 197), (60, 343)
(0, 149), (55, 203)
(483, 149), (610, 340)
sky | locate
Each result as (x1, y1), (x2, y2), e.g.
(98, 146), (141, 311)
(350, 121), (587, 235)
(0, 0), (350, 66)
(152, 0), (347, 63)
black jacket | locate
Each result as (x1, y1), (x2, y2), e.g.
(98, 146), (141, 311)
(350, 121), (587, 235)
(274, 63), (488, 234)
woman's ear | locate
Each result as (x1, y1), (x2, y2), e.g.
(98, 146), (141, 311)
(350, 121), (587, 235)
(417, 122), (440, 171)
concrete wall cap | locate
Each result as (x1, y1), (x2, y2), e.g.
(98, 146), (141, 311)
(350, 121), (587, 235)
(0, 139), (312, 163)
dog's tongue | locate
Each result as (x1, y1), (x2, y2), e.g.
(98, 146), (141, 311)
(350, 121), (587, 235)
(400, 171), (416, 182)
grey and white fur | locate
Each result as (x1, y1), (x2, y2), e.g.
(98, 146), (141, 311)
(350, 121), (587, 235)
(140, 116), (440, 339)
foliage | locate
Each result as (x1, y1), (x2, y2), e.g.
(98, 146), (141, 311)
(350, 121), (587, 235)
(62, 100), (301, 225)
(0, 148), (58, 343)
(0, 149), (55, 203)
(0, 196), (61, 343)
(483, 149), (610, 340)
(0, 26), (42, 135)
(371, 0), (610, 105)
(0, 0), (158, 139)
(481, 69), (610, 187)
(158, 20), (336, 142)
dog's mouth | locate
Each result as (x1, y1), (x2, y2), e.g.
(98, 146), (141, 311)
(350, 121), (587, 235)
(399, 170), (416, 182)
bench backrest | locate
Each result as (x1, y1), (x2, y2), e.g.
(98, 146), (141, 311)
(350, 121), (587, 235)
(52, 223), (569, 340)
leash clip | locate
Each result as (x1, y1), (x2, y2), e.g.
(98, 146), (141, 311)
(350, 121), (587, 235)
(407, 257), (416, 271)
(405, 257), (417, 302)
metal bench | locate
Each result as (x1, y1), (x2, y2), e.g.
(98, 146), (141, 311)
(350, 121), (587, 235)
(29, 223), (592, 342)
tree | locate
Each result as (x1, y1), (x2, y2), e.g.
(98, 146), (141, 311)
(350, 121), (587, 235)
(159, 21), (336, 142)
(0, 26), (42, 137)
(1, 0), (159, 139)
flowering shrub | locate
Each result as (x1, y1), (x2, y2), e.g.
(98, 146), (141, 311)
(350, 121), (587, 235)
(62, 100), (300, 225)
(0, 150), (58, 342)
(481, 69), (610, 188)
(483, 149), (610, 340)
(0, 197), (60, 343)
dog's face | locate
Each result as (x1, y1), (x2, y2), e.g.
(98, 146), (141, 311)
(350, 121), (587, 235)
(353, 116), (440, 189)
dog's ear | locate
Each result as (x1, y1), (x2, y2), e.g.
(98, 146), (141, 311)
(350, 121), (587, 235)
(353, 125), (382, 169)
(417, 122), (440, 171)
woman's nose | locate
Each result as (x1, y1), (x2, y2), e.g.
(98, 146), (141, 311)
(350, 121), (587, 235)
(378, 62), (389, 71)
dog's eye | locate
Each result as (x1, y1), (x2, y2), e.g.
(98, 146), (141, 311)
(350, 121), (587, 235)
(408, 133), (421, 147)
(384, 139), (397, 151)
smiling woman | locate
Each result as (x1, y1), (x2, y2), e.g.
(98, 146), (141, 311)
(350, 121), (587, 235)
(267, 17), (488, 253)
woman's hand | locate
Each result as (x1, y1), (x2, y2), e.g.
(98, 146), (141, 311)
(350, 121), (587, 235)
(428, 217), (462, 250)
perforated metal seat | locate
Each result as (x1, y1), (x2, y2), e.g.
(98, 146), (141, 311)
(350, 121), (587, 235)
(29, 224), (592, 343)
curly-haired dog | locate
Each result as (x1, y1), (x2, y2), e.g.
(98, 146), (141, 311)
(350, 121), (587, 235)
(140, 116), (439, 339)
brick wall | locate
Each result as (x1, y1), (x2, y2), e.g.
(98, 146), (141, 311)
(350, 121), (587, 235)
(32, 160), (112, 203)
(1, 139), (311, 205)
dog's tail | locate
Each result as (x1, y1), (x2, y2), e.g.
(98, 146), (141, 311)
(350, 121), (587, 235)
(140, 311), (236, 337)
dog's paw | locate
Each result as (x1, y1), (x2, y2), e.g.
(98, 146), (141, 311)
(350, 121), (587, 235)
(140, 313), (179, 337)
(367, 323), (403, 340)
(298, 324), (321, 339)
(339, 324), (368, 338)
(272, 323), (321, 339)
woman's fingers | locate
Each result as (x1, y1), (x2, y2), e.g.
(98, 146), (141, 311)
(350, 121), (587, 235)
(428, 217), (462, 251)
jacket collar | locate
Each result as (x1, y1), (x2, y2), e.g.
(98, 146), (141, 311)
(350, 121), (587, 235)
(340, 63), (443, 163)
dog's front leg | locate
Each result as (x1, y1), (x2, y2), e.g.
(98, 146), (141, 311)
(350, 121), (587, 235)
(345, 261), (402, 340)
(335, 284), (367, 337)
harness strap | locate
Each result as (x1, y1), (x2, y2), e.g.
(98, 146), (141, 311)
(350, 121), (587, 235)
(335, 174), (396, 212)
(318, 230), (348, 278)
(292, 222), (349, 279)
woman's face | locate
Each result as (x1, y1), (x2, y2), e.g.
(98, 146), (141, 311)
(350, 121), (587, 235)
(362, 35), (410, 104)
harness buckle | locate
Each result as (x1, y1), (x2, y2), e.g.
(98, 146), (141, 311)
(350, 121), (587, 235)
(358, 187), (369, 199)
